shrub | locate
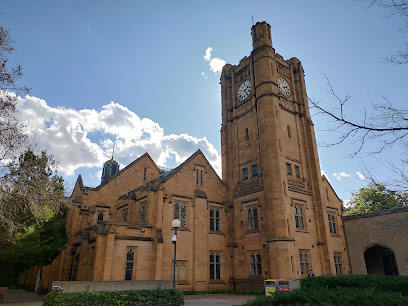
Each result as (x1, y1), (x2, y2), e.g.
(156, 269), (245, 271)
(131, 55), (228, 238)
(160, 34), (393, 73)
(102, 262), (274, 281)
(244, 275), (408, 306)
(244, 287), (408, 305)
(300, 275), (408, 296)
(43, 289), (184, 306)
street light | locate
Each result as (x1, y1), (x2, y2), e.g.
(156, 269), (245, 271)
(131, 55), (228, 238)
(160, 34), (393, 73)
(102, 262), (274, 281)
(172, 219), (181, 288)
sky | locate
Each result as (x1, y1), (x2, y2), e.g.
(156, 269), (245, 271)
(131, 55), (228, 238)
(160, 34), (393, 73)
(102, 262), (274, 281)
(1, 0), (407, 202)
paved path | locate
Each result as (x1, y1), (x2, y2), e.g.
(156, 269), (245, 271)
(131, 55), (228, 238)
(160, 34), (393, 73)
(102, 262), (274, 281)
(184, 294), (257, 306)
(1, 289), (44, 305)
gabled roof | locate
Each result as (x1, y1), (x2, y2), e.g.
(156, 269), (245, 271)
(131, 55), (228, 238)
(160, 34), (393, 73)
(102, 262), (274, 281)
(159, 149), (224, 186)
(322, 175), (342, 202)
(75, 152), (161, 192)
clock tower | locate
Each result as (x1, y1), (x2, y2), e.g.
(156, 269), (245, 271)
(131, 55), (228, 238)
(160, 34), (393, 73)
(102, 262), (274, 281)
(221, 21), (347, 287)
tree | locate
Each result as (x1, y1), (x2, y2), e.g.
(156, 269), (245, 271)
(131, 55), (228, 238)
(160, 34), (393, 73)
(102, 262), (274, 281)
(0, 26), (29, 171)
(0, 150), (66, 246)
(308, 1), (408, 191)
(0, 208), (67, 268)
(346, 183), (408, 215)
(0, 27), (66, 246)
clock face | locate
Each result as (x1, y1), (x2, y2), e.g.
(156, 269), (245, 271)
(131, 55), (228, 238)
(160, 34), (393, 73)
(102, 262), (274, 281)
(278, 77), (291, 98)
(237, 80), (251, 101)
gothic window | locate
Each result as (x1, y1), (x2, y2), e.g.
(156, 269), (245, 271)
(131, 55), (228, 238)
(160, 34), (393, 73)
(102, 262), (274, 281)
(248, 206), (259, 231)
(252, 165), (258, 177)
(299, 250), (310, 275)
(328, 211), (337, 234)
(294, 205), (305, 229)
(243, 168), (248, 180)
(210, 208), (220, 231)
(140, 203), (146, 224)
(174, 201), (187, 227)
(245, 128), (249, 141)
(210, 252), (221, 280)
(250, 252), (262, 275)
(97, 212), (104, 222)
(71, 254), (79, 281)
(295, 165), (300, 178)
(125, 249), (134, 280)
(196, 168), (203, 185)
(286, 163), (292, 175)
(122, 208), (128, 222)
(334, 252), (343, 275)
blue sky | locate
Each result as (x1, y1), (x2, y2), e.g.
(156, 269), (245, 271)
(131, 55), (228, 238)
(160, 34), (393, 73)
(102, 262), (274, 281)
(1, 0), (406, 202)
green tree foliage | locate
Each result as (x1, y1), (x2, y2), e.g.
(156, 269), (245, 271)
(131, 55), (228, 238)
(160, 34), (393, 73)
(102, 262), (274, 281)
(0, 208), (67, 268)
(346, 183), (408, 215)
(0, 150), (66, 246)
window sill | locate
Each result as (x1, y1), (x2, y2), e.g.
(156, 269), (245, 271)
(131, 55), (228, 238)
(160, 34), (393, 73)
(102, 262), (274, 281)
(209, 280), (225, 284)
(245, 229), (260, 235)
(330, 233), (341, 238)
(177, 281), (190, 285)
(178, 227), (190, 232)
(209, 230), (224, 235)
(295, 228), (308, 233)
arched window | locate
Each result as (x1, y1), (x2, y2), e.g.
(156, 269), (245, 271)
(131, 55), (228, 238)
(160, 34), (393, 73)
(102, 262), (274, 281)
(174, 201), (187, 227)
(125, 249), (134, 280)
(210, 252), (221, 280)
(97, 212), (104, 222)
(250, 252), (262, 275)
(248, 206), (259, 231)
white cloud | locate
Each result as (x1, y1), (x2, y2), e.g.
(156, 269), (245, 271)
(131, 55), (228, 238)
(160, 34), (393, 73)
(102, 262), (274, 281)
(356, 171), (365, 180)
(16, 95), (222, 177)
(209, 58), (226, 74)
(333, 172), (351, 181)
(204, 47), (213, 62)
(201, 72), (208, 79)
(343, 199), (352, 207)
(203, 47), (226, 74)
(321, 168), (330, 182)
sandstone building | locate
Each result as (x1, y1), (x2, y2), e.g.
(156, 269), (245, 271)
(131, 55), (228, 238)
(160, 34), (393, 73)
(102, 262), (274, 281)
(18, 21), (351, 292)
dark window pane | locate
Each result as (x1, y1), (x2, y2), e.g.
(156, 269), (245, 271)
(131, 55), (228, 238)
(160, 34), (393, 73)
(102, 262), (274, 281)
(210, 264), (214, 279)
(243, 168), (248, 180)
(252, 165), (258, 177)
(253, 207), (258, 230)
(216, 264), (221, 279)
(216, 219), (220, 231)
(210, 218), (214, 231)
(248, 209), (253, 230)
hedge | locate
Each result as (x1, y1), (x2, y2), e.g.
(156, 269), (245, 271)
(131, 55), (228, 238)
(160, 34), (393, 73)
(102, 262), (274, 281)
(244, 275), (408, 306)
(43, 289), (184, 306)
(300, 275), (408, 296)
(244, 287), (408, 305)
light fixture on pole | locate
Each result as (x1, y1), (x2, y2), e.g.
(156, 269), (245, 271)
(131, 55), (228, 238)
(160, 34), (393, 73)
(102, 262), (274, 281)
(172, 219), (181, 288)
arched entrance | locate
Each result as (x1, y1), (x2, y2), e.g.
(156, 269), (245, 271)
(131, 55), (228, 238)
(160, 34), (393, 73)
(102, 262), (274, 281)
(364, 245), (398, 276)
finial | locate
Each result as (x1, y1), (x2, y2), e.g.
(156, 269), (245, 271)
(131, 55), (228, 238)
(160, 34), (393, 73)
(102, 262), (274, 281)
(252, 16), (254, 26)
(112, 141), (115, 160)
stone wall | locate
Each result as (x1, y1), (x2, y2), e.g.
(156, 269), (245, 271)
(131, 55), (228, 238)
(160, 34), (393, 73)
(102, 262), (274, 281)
(343, 207), (408, 276)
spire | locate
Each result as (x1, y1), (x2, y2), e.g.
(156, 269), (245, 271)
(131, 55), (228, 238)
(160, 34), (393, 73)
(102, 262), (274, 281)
(101, 142), (119, 184)
(111, 141), (115, 160)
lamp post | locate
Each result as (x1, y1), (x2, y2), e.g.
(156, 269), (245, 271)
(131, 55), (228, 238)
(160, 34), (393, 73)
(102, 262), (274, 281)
(172, 219), (181, 288)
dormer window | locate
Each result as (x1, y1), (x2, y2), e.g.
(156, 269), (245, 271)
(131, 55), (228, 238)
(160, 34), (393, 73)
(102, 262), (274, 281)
(97, 212), (104, 222)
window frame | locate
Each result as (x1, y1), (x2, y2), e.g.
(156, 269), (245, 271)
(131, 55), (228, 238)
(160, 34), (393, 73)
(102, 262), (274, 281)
(334, 252), (343, 275)
(243, 168), (249, 180)
(246, 205), (259, 231)
(328, 210), (338, 234)
(252, 165), (258, 177)
(209, 251), (221, 280)
(250, 251), (262, 276)
(174, 200), (188, 228)
(125, 248), (135, 281)
(286, 163), (292, 175)
(294, 165), (300, 178)
(209, 207), (221, 232)
(299, 249), (311, 275)
(294, 204), (305, 230)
